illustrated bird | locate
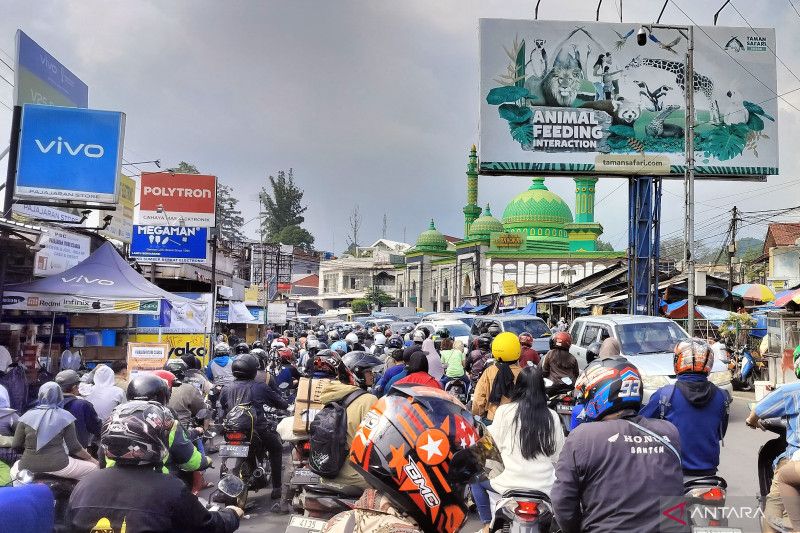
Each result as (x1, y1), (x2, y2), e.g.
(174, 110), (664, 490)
(613, 28), (635, 50)
(648, 33), (682, 54)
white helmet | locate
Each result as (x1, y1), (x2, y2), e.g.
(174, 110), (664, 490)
(345, 332), (359, 345)
(373, 333), (387, 346)
(307, 338), (320, 349)
(271, 339), (286, 349)
(412, 330), (426, 342)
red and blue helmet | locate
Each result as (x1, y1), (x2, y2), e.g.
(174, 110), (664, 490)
(580, 358), (643, 422)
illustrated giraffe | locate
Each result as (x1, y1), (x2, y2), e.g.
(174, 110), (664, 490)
(626, 56), (720, 123)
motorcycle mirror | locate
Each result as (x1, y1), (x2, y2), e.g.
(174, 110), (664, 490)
(218, 474), (246, 498)
(543, 378), (554, 388)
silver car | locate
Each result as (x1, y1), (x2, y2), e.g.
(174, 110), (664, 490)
(568, 315), (732, 400)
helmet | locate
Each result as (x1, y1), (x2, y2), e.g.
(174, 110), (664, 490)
(342, 351), (383, 389)
(163, 359), (188, 382)
(518, 332), (533, 347)
(581, 358), (643, 422)
(312, 350), (350, 382)
(271, 340), (286, 350)
(387, 335), (404, 350)
(278, 347), (295, 364)
(373, 333), (387, 346)
(673, 338), (714, 376)
(487, 324), (502, 337)
(491, 332), (521, 362)
(476, 335), (492, 351)
(214, 342), (231, 356)
(328, 330), (340, 341)
(234, 342), (250, 355)
(250, 348), (268, 369)
(435, 327), (450, 339)
(101, 400), (173, 466)
(356, 330), (366, 343)
(181, 355), (201, 370)
(307, 337), (320, 350)
(55, 369), (81, 391)
(412, 330), (426, 342)
(552, 331), (572, 350)
(251, 341), (264, 351)
(127, 373), (171, 405)
(586, 341), (602, 364)
(345, 332), (359, 345)
(278, 336), (290, 346)
(349, 384), (486, 533)
(152, 370), (177, 390)
(400, 325), (414, 335)
(232, 353), (259, 380)
(331, 340), (349, 354)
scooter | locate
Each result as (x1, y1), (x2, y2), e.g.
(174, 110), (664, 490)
(444, 378), (470, 405)
(490, 489), (557, 533)
(729, 347), (757, 391)
(757, 417), (788, 532)
(683, 475), (732, 529)
(13, 468), (77, 533)
(545, 377), (575, 436)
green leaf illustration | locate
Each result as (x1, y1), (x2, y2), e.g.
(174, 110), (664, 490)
(747, 113), (764, 132)
(698, 125), (747, 161)
(743, 101), (775, 121)
(510, 123), (534, 145)
(608, 125), (636, 138)
(499, 104), (532, 124)
(487, 85), (531, 105)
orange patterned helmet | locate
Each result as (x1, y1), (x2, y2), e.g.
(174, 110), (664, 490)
(349, 384), (484, 533)
(673, 338), (714, 375)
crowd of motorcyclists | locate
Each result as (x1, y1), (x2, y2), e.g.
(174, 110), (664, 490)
(0, 319), (799, 533)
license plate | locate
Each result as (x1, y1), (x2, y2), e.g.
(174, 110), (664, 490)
(556, 404), (574, 414)
(692, 528), (742, 533)
(285, 515), (327, 532)
(290, 469), (319, 485)
(218, 444), (249, 458)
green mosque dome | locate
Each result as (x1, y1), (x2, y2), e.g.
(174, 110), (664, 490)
(502, 178), (573, 249)
(414, 219), (448, 252)
(468, 204), (504, 239)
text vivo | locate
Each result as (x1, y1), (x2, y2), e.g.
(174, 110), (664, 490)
(35, 137), (104, 158)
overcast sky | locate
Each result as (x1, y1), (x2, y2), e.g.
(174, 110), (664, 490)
(1, 1), (798, 254)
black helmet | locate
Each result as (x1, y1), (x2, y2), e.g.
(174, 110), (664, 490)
(356, 330), (366, 343)
(234, 342), (250, 355)
(101, 400), (173, 466)
(476, 335), (492, 351)
(435, 327), (451, 339)
(342, 351), (383, 389)
(127, 373), (170, 405)
(181, 354), (201, 370)
(250, 348), (268, 369)
(387, 335), (404, 350)
(487, 324), (502, 337)
(251, 341), (263, 350)
(164, 358), (188, 381)
(586, 341), (602, 364)
(312, 350), (350, 382)
(232, 353), (259, 380)
(400, 325), (414, 335)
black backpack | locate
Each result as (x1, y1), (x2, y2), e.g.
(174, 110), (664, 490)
(308, 389), (366, 478)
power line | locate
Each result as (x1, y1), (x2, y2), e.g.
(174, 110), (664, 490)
(790, 0), (800, 18)
(0, 72), (12, 87)
(0, 56), (13, 72)
(0, 99), (11, 111)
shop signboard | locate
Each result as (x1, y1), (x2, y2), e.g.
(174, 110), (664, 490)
(502, 280), (519, 296)
(479, 19), (778, 178)
(34, 227), (91, 276)
(15, 104), (125, 204)
(98, 174), (136, 243)
(2, 293), (161, 314)
(12, 203), (82, 223)
(130, 225), (208, 263)
(138, 173), (217, 227)
(127, 342), (169, 378)
(14, 30), (89, 108)
(129, 334), (211, 362)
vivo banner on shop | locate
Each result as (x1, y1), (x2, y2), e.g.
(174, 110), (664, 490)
(479, 19), (778, 177)
(15, 104), (125, 205)
(14, 29), (89, 108)
(138, 173), (217, 227)
(130, 225), (208, 263)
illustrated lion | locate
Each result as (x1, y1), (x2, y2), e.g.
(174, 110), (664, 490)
(541, 59), (584, 107)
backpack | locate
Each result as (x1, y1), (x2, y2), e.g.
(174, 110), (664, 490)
(308, 389), (366, 478)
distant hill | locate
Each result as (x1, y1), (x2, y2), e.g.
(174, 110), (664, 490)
(736, 237), (763, 257)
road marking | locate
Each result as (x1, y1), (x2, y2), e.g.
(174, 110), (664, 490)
(731, 393), (755, 402)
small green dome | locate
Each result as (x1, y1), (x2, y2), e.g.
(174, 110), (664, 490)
(469, 204), (504, 239)
(414, 219), (448, 252)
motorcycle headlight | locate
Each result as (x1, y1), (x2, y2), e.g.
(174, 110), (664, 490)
(641, 374), (670, 390)
(709, 371), (732, 386)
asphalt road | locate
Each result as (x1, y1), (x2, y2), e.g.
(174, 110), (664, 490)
(202, 393), (773, 533)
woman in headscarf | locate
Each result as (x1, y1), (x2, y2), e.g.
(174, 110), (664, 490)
(84, 364), (126, 422)
(421, 338), (445, 381)
(11, 382), (98, 480)
(395, 351), (442, 389)
(598, 337), (622, 360)
(0, 384), (18, 437)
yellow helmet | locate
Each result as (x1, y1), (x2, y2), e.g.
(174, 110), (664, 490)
(491, 332), (521, 362)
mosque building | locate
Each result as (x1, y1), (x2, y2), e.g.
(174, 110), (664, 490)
(395, 146), (625, 311)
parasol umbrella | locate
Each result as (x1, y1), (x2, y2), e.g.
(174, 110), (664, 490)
(732, 283), (775, 303)
(773, 288), (800, 308)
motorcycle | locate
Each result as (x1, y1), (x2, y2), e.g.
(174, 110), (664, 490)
(444, 378), (470, 405)
(490, 489), (556, 533)
(13, 468), (77, 532)
(300, 484), (361, 520)
(757, 417), (788, 532)
(276, 413), (318, 513)
(545, 378), (575, 436)
(683, 475), (733, 529)
(728, 347), (757, 391)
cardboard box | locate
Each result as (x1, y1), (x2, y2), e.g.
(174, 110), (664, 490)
(293, 377), (331, 433)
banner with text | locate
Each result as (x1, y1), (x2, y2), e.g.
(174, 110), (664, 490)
(138, 173), (216, 227)
(14, 29), (88, 108)
(130, 225), (208, 263)
(34, 227), (91, 276)
(479, 19), (778, 177)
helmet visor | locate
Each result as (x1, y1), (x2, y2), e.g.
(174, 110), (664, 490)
(448, 431), (504, 485)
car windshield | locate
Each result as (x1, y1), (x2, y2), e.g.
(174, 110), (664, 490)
(438, 323), (471, 337)
(455, 317), (475, 328)
(501, 319), (549, 337)
(616, 322), (688, 355)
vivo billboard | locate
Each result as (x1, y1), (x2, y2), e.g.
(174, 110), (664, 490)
(15, 104), (125, 205)
(14, 30), (89, 108)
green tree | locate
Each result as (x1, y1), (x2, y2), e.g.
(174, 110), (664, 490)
(260, 169), (313, 248)
(166, 161), (243, 242)
(351, 299), (370, 313)
(365, 285), (393, 310)
(595, 239), (614, 251)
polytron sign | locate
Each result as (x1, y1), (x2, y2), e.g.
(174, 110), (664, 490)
(138, 172), (217, 228)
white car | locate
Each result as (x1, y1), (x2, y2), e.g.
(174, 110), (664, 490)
(568, 315), (732, 400)
(413, 320), (471, 346)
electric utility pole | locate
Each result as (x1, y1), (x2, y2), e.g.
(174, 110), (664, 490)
(728, 206), (738, 310)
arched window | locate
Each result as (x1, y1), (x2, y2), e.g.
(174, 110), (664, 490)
(538, 263), (550, 284)
(463, 273), (471, 295)
(525, 263), (537, 285)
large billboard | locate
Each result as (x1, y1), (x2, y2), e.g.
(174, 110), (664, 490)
(33, 227), (91, 276)
(14, 30), (89, 108)
(479, 19), (778, 177)
(15, 105), (125, 204)
(138, 173), (216, 227)
(130, 225), (208, 263)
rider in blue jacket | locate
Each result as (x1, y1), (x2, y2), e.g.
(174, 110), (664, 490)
(640, 339), (729, 475)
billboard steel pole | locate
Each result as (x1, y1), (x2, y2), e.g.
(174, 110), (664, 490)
(685, 25), (696, 337)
